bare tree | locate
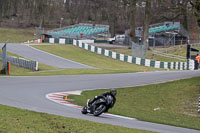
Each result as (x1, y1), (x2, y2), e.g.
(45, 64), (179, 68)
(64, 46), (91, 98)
(130, 0), (137, 43)
(142, 0), (151, 48)
(191, 0), (200, 27)
(0, 0), (198, 38)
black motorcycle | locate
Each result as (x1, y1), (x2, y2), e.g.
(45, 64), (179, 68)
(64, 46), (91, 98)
(81, 95), (114, 116)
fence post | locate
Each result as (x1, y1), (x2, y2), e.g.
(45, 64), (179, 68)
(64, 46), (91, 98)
(7, 62), (10, 75)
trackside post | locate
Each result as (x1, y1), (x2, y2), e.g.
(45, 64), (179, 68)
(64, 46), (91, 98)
(7, 62), (10, 75)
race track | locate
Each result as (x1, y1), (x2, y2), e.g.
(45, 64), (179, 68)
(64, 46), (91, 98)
(0, 43), (93, 69)
(0, 71), (200, 133)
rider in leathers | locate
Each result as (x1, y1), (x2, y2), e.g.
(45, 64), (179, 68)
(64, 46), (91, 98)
(87, 89), (117, 113)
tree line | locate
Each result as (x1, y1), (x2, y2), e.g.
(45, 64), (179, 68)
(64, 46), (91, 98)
(0, 0), (200, 41)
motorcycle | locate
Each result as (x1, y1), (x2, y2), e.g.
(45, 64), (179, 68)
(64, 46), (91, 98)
(81, 95), (114, 116)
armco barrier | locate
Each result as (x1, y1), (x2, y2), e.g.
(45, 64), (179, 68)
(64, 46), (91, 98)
(43, 38), (194, 70)
(0, 54), (38, 71)
(44, 38), (73, 44)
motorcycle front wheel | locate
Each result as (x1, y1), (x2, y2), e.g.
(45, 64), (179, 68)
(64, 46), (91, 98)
(93, 104), (107, 116)
(81, 106), (88, 114)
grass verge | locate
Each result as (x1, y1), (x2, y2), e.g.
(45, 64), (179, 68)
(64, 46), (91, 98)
(110, 45), (200, 62)
(0, 104), (153, 133)
(0, 28), (35, 43)
(68, 76), (200, 130)
(0, 60), (60, 76)
(24, 44), (163, 76)
(1, 44), (164, 76)
(0, 50), (59, 76)
(111, 48), (184, 62)
(0, 61), (32, 75)
(32, 45), (156, 70)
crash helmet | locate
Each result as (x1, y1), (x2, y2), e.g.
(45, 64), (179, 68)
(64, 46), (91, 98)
(110, 88), (117, 96)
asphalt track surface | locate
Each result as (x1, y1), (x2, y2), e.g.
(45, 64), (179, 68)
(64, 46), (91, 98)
(0, 71), (200, 133)
(0, 43), (93, 69)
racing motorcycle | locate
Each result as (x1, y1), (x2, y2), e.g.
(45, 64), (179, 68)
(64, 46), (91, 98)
(81, 95), (114, 116)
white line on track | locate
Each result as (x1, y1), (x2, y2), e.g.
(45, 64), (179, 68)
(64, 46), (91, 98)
(27, 45), (94, 68)
(104, 113), (137, 120)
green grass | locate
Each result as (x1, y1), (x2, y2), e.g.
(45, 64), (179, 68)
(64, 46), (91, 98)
(68, 76), (200, 130)
(0, 60), (57, 75)
(25, 45), (163, 76)
(0, 49), (59, 76)
(0, 61), (32, 75)
(0, 27), (190, 75)
(0, 44), (164, 76)
(111, 48), (184, 62)
(111, 45), (200, 62)
(0, 104), (153, 133)
(0, 28), (35, 43)
(0, 61), (59, 76)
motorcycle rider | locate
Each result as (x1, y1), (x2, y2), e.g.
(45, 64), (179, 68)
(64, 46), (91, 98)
(87, 89), (117, 114)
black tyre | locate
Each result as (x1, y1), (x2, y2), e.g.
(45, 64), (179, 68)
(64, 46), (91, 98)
(93, 104), (107, 116)
(81, 106), (88, 114)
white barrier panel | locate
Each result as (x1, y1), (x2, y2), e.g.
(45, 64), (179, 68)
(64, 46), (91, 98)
(97, 48), (102, 54)
(155, 61), (160, 68)
(78, 40), (94, 44)
(136, 57), (141, 65)
(120, 54), (124, 61)
(49, 38), (55, 43)
(85, 43), (88, 50)
(105, 50), (109, 56)
(164, 62), (168, 69)
(59, 39), (65, 44)
(91, 45), (95, 52)
(127, 56), (132, 63)
(73, 40), (77, 45)
(145, 59), (151, 67)
(112, 52), (117, 59)
(171, 62), (174, 69)
(176, 62), (179, 70)
(189, 60), (194, 70)
(180, 62), (183, 70)
(184, 63), (187, 70)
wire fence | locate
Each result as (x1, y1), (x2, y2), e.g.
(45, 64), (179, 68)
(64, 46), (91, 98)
(152, 50), (186, 61)
(0, 54), (38, 71)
